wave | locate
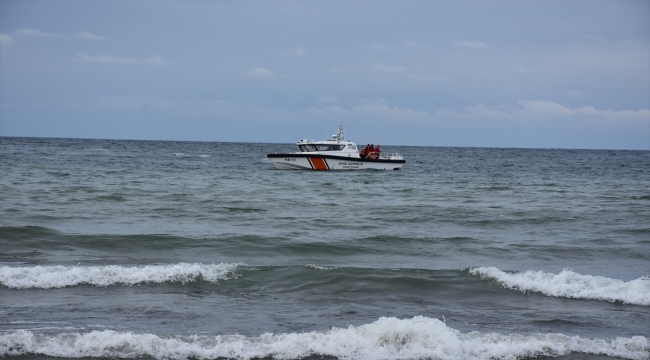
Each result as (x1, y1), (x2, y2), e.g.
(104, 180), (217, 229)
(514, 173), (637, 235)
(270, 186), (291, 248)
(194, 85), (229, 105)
(5, 263), (650, 307)
(304, 264), (338, 270)
(470, 267), (650, 306)
(0, 225), (59, 239)
(0, 317), (647, 360)
(0, 263), (463, 292)
(0, 263), (244, 289)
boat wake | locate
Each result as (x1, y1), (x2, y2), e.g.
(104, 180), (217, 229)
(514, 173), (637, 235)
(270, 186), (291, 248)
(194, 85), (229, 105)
(470, 267), (650, 306)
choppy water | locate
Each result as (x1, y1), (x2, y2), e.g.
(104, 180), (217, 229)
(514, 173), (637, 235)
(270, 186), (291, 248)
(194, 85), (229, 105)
(1, 137), (649, 360)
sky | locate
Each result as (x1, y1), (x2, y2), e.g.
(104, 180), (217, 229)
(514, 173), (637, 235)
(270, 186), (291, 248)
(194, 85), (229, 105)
(1, 0), (649, 149)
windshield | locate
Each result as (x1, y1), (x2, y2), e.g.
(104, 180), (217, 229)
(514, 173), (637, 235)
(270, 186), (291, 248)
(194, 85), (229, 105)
(299, 144), (345, 152)
(299, 145), (317, 152)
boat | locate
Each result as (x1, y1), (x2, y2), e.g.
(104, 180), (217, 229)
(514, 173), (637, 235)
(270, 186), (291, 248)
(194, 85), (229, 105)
(267, 125), (405, 170)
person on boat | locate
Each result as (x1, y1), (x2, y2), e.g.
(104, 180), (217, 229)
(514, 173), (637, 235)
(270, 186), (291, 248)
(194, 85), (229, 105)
(368, 144), (377, 159)
(359, 145), (368, 158)
(375, 145), (381, 155)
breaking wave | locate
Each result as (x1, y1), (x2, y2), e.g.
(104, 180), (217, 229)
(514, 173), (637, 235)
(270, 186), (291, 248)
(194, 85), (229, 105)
(304, 264), (338, 270)
(0, 263), (244, 289)
(0, 317), (647, 360)
(470, 267), (650, 306)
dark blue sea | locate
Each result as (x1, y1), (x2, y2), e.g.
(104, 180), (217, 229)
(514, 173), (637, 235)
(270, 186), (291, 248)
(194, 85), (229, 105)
(1, 137), (648, 360)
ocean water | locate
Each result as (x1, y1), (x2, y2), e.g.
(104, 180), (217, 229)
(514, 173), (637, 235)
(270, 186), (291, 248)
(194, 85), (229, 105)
(0, 137), (648, 360)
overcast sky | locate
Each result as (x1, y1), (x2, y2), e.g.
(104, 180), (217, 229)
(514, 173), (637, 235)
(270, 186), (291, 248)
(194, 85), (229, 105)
(1, 1), (648, 149)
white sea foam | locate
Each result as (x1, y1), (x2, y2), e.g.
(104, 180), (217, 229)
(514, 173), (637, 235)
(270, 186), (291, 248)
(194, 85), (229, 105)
(0, 263), (244, 289)
(470, 267), (650, 306)
(305, 264), (338, 270)
(0, 317), (647, 360)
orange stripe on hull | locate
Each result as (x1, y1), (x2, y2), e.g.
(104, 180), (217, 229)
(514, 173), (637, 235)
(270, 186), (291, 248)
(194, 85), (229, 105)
(309, 157), (328, 170)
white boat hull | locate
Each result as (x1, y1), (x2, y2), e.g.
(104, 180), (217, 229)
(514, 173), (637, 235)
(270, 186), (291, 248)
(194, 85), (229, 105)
(267, 154), (404, 170)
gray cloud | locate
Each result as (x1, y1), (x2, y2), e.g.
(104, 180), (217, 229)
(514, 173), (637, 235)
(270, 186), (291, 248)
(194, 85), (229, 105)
(279, 47), (306, 57)
(362, 43), (390, 51)
(73, 31), (111, 40)
(15, 28), (63, 37)
(77, 52), (166, 65)
(457, 40), (490, 49)
(244, 67), (276, 78)
(0, 33), (16, 46)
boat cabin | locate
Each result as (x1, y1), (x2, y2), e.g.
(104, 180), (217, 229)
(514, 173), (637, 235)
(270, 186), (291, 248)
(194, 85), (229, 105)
(298, 144), (346, 152)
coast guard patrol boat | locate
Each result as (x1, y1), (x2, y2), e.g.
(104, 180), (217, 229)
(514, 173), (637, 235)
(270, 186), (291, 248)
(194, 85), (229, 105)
(267, 125), (405, 170)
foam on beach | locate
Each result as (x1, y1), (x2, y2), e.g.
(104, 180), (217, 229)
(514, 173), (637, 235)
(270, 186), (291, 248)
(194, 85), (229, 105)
(1, 317), (647, 360)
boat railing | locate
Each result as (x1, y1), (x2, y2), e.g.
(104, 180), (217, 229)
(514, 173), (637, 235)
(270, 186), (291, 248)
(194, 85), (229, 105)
(381, 152), (400, 157)
(363, 152), (401, 159)
(380, 152), (402, 159)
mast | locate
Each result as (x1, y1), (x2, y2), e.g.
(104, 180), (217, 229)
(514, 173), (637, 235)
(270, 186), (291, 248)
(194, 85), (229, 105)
(334, 124), (344, 142)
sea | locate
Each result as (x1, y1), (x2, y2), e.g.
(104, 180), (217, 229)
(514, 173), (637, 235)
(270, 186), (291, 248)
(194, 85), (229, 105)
(0, 136), (648, 360)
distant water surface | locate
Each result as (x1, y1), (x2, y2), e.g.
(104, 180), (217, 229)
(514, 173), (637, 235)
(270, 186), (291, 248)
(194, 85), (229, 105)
(0, 137), (648, 360)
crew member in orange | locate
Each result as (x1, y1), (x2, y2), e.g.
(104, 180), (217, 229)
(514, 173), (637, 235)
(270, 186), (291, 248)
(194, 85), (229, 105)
(359, 145), (368, 158)
(368, 144), (377, 159)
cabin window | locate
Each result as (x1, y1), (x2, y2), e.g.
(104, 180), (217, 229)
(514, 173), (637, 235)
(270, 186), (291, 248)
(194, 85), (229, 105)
(299, 145), (318, 152)
(299, 144), (345, 152)
(314, 144), (345, 151)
